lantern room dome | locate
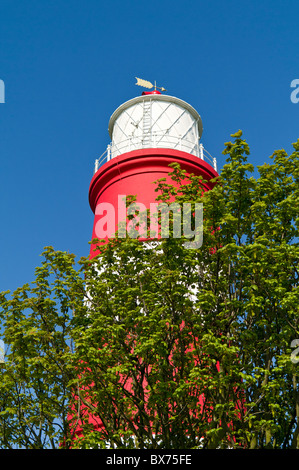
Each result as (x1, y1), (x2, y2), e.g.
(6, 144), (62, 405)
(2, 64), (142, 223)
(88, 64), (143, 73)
(108, 93), (203, 159)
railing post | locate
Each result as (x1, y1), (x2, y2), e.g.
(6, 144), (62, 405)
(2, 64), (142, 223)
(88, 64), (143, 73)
(107, 144), (111, 161)
(199, 143), (204, 160)
(213, 158), (217, 172)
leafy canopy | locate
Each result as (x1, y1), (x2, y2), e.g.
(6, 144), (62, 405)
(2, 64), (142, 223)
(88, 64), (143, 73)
(0, 131), (298, 449)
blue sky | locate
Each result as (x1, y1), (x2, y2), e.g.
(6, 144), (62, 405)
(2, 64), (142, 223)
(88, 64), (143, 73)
(0, 0), (298, 294)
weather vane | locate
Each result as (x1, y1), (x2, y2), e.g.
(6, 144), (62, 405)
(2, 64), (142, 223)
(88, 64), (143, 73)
(135, 77), (167, 92)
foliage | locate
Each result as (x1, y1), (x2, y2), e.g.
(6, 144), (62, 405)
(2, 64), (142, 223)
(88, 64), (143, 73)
(0, 131), (298, 449)
(0, 249), (85, 448)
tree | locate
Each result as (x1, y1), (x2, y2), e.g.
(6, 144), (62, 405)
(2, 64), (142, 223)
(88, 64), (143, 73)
(0, 131), (298, 449)
(0, 249), (84, 448)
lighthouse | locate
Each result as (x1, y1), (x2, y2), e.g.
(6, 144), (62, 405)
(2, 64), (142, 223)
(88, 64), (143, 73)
(70, 81), (221, 445)
(88, 80), (218, 255)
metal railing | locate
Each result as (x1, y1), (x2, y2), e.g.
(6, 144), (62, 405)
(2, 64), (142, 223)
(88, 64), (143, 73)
(94, 136), (217, 174)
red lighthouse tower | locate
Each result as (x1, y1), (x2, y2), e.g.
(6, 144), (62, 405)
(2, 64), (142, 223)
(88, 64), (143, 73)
(88, 80), (218, 255)
(72, 81), (220, 444)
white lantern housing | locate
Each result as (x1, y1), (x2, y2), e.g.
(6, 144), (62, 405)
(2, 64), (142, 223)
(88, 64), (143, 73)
(108, 93), (203, 159)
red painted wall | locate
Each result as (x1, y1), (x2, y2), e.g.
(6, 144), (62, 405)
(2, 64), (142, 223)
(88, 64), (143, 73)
(89, 148), (218, 256)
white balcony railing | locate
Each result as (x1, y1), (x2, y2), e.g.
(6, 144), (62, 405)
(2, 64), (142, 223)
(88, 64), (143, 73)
(94, 136), (217, 174)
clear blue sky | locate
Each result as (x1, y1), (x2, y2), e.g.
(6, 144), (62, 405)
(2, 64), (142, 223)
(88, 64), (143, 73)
(0, 0), (298, 294)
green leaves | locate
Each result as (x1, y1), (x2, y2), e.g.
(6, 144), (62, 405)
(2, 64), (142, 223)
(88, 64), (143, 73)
(1, 132), (298, 449)
(0, 247), (84, 448)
